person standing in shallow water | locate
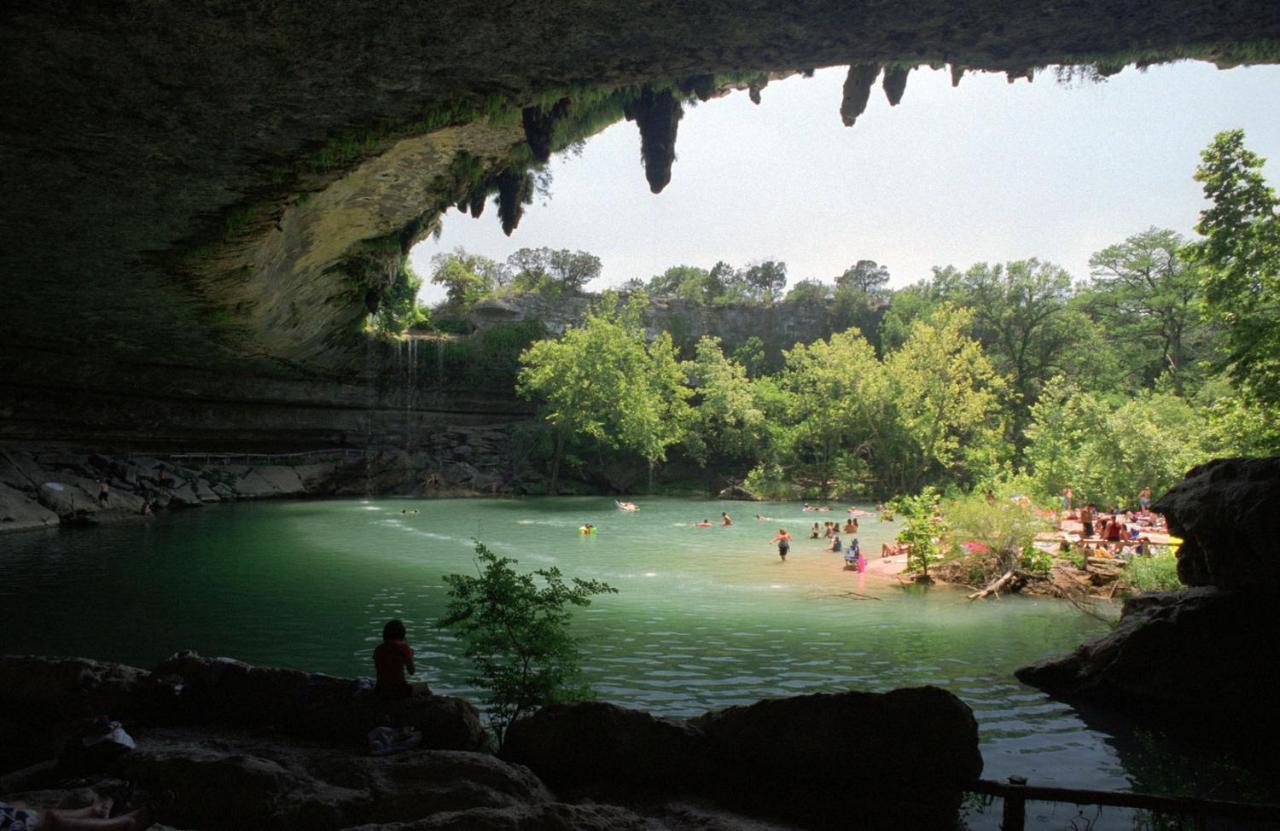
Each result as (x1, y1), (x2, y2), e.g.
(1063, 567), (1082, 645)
(373, 619), (417, 700)
(772, 528), (791, 561)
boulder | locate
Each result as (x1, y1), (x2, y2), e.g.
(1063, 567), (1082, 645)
(254, 465), (307, 496)
(692, 687), (982, 830)
(1016, 586), (1280, 741)
(149, 653), (487, 751)
(503, 690), (981, 831)
(228, 468), (287, 498)
(0, 481), (60, 533)
(1151, 456), (1280, 592)
(117, 729), (552, 831)
(501, 701), (703, 796)
(35, 480), (99, 520)
(0, 656), (149, 771)
(294, 462), (339, 492)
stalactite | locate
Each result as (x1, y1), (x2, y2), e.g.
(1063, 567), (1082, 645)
(840, 64), (880, 126)
(624, 87), (683, 194)
(883, 65), (910, 106)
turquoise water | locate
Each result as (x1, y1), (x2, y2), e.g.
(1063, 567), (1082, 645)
(3, 496), (1149, 822)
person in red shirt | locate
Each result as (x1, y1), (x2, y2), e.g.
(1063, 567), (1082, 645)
(373, 619), (416, 700)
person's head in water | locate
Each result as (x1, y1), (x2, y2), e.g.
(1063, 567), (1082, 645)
(382, 619), (407, 642)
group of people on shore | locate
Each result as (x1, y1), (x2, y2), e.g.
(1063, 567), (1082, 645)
(1057, 486), (1170, 557)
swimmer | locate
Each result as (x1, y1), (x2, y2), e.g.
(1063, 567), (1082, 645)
(721, 511), (733, 527)
(694, 519), (712, 527)
(755, 514), (769, 521)
(579, 523), (596, 535)
(772, 528), (792, 561)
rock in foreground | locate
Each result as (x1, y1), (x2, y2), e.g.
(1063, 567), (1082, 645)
(1018, 456), (1280, 744)
(504, 688), (982, 830)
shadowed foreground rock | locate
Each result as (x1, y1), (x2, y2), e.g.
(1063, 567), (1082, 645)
(3, 654), (981, 829)
(1017, 457), (1280, 744)
(503, 689), (982, 830)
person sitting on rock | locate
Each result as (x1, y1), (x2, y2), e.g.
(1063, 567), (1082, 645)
(2, 797), (150, 830)
(373, 618), (417, 700)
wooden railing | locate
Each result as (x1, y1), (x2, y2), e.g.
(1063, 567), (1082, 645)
(971, 777), (1280, 830)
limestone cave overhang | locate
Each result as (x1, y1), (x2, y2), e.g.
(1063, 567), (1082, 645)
(1, 1), (1278, 446)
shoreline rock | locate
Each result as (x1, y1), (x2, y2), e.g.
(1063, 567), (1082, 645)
(2, 654), (981, 830)
(1016, 456), (1280, 747)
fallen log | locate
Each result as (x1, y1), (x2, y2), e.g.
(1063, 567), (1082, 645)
(968, 570), (1019, 600)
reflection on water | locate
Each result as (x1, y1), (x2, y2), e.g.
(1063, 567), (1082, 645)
(0, 496), (1202, 828)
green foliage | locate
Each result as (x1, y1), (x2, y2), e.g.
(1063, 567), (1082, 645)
(1086, 227), (1208, 393)
(1022, 377), (1214, 508)
(517, 294), (692, 492)
(371, 262), (427, 334)
(947, 490), (1051, 573)
(892, 487), (948, 576)
(507, 247), (602, 297)
(784, 279), (832, 304)
(776, 328), (885, 498)
(431, 248), (507, 313)
(1188, 129), (1280, 407)
(883, 306), (1007, 491)
(1121, 551), (1181, 594)
(439, 542), (616, 747)
(684, 336), (767, 468)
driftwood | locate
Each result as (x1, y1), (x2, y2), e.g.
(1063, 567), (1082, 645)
(831, 590), (882, 601)
(968, 570), (1021, 600)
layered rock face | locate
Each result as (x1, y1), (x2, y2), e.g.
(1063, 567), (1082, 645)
(1017, 457), (1280, 743)
(1, 655), (982, 830)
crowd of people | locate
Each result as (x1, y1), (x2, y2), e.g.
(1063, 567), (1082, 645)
(1053, 485), (1172, 558)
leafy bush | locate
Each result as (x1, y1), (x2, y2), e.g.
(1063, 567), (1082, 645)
(439, 542), (616, 747)
(1121, 551), (1181, 594)
(892, 487), (948, 576)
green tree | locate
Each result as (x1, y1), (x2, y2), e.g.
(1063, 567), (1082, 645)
(1188, 129), (1280, 406)
(518, 295), (691, 492)
(440, 542), (616, 747)
(884, 306), (1008, 491)
(647, 265), (717, 303)
(784, 279), (832, 304)
(430, 248), (505, 313)
(1087, 228), (1208, 392)
(892, 487), (947, 578)
(777, 329), (885, 498)
(945, 260), (1081, 442)
(508, 247), (603, 296)
(740, 259), (788, 303)
(832, 260), (891, 346)
(1023, 378), (1213, 509)
(685, 336), (767, 470)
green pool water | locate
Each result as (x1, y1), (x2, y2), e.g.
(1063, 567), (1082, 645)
(3, 496), (1156, 821)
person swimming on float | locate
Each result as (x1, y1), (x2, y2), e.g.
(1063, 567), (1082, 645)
(615, 500), (638, 512)
(693, 519), (712, 527)
(579, 522), (597, 535)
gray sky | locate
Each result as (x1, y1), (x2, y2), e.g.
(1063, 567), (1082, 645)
(411, 61), (1280, 305)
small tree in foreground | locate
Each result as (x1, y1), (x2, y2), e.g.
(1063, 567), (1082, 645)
(439, 542), (616, 748)
(892, 486), (948, 579)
